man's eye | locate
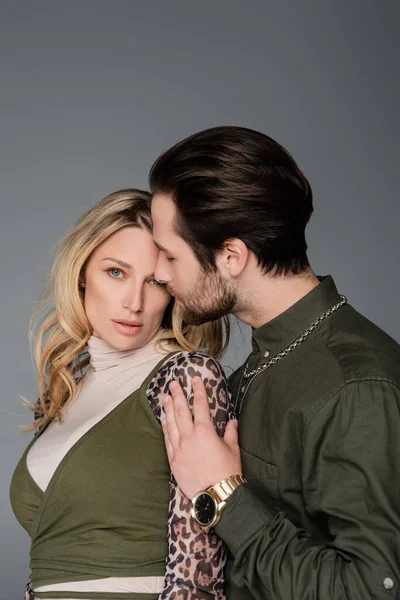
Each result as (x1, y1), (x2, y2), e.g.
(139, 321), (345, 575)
(150, 279), (167, 287)
(166, 257), (175, 263)
(107, 268), (124, 278)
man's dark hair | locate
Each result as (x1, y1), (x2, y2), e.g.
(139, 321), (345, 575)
(149, 126), (313, 275)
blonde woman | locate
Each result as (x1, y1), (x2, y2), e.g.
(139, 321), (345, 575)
(10, 189), (229, 600)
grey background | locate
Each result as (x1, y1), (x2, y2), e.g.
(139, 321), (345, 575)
(1, 1), (399, 596)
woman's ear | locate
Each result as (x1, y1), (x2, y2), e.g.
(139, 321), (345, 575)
(218, 238), (249, 277)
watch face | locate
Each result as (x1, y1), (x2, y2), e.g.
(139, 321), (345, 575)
(194, 492), (217, 526)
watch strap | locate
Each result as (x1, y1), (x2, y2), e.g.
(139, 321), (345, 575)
(207, 474), (246, 503)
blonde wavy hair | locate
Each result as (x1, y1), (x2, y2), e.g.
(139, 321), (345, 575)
(28, 189), (229, 431)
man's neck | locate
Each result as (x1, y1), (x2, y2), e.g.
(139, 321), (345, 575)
(234, 268), (320, 329)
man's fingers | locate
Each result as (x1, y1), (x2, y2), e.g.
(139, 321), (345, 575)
(192, 376), (213, 425)
(161, 418), (174, 461)
(162, 394), (180, 447)
(224, 419), (239, 449)
(169, 381), (194, 434)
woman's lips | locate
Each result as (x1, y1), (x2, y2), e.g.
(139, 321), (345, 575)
(112, 320), (143, 336)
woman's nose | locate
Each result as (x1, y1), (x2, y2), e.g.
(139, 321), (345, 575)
(123, 283), (144, 313)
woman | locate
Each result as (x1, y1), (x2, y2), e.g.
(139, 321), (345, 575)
(10, 189), (230, 600)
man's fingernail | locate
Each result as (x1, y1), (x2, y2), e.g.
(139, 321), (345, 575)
(163, 395), (169, 404)
(192, 376), (201, 383)
(170, 382), (177, 390)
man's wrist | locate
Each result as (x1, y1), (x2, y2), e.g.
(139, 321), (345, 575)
(207, 474), (247, 502)
(214, 482), (276, 555)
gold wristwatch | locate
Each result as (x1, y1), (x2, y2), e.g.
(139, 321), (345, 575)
(191, 474), (247, 532)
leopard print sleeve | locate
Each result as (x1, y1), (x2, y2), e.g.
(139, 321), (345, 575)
(146, 352), (229, 600)
(25, 577), (35, 600)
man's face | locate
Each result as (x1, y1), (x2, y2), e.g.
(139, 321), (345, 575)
(151, 193), (237, 325)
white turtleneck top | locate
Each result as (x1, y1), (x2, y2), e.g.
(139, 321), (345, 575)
(27, 333), (167, 596)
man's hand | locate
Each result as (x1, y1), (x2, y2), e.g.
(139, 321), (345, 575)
(161, 376), (242, 499)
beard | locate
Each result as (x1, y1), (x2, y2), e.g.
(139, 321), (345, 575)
(168, 268), (237, 326)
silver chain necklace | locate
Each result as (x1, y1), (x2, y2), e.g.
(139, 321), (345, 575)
(230, 295), (347, 420)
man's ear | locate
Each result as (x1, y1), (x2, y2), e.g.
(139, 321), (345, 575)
(217, 238), (249, 277)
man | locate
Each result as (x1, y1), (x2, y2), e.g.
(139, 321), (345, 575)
(149, 126), (400, 599)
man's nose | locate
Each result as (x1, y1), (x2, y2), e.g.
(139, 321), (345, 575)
(154, 255), (171, 284)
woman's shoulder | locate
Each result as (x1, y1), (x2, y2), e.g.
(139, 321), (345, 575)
(146, 350), (229, 423)
(155, 350), (226, 383)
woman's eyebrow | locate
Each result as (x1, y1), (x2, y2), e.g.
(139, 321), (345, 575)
(101, 257), (132, 269)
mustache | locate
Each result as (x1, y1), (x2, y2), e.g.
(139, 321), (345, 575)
(167, 284), (177, 298)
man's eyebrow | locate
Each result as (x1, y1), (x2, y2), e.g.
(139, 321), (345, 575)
(154, 241), (169, 253)
(101, 257), (132, 269)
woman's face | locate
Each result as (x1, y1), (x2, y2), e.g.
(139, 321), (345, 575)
(83, 226), (171, 351)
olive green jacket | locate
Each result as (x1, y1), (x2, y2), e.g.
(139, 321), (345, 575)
(216, 276), (400, 600)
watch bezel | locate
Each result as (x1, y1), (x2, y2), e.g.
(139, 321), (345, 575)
(191, 490), (220, 532)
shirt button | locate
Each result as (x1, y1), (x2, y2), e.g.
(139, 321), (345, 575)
(383, 577), (394, 590)
(264, 350), (270, 358)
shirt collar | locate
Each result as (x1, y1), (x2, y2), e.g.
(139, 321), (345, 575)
(252, 275), (342, 358)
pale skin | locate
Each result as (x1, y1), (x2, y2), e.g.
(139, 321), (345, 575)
(152, 192), (320, 500)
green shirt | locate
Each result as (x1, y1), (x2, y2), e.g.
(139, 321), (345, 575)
(216, 275), (400, 600)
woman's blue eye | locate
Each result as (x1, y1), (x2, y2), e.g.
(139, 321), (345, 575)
(107, 268), (124, 278)
(150, 279), (167, 287)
